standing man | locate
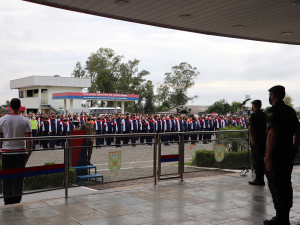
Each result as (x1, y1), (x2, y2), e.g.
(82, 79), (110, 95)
(80, 116), (96, 166)
(248, 100), (267, 186)
(0, 98), (32, 205)
(263, 86), (300, 225)
(49, 113), (57, 149)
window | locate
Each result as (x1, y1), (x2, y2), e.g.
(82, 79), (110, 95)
(19, 91), (24, 98)
(41, 89), (47, 93)
(27, 90), (33, 97)
(34, 89), (38, 94)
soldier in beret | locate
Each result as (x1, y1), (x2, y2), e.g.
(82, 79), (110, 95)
(263, 85), (300, 225)
(248, 100), (267, 186)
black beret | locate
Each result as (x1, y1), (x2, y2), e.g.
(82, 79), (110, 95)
(251, 100), (261, 106)
(268, 85), (285, 98)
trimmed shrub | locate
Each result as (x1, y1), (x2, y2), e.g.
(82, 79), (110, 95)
(0, 162), (76, 192)
(194, 149), (300, 169)
(194, 149), (250, 169)
(216, 125), (248, 152)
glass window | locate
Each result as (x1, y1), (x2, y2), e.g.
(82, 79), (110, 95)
(27, 90), (33, 97)
(19, 91), (24, 98)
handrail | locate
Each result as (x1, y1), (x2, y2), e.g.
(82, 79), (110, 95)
(0, 129), (250, 199)
(0, 130), (248, 142)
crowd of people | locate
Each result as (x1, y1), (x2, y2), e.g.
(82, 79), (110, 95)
(4, 112), (251, 149)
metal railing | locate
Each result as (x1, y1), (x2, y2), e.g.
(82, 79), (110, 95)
(0, 130), (249, 199)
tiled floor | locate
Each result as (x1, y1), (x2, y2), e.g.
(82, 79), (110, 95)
(1, 169), (300, 225)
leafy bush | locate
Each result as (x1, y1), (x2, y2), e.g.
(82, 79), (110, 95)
(0, 162), (75, 192)
(193, 149), (250, 169)
(215, 125), (248, 152)
(193, 149), (300, 169)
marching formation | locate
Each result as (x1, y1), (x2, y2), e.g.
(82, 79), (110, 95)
(1, 112), (250, 149)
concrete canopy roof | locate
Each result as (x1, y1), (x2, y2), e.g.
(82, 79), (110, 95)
(23, 0), (300, 45)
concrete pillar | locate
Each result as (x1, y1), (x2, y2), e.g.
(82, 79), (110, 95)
(38, 87), (41, 113)
(114, 100), (117, 114)
(70, 99), (73, 115)
(121, 100), (125, 114)
(64, 99), (67, 116)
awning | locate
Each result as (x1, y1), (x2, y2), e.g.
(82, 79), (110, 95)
(23, 0), (300, 45)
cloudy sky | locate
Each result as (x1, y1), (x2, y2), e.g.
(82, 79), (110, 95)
(1, 0), (300, 109)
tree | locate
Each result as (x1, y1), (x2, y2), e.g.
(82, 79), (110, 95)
(156, 83), (170, 106)
(71, 62), (85, 78)
(71, 47), (151, 111)
(163, 62), (199, 107)
(284, 93), (293, 108)
(143, 80), (156, 113)
(206, 99), (234, 114)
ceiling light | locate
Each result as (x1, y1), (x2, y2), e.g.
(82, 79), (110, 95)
(281, 32), (293, 35)
(291, 1), (300, 5)
(115, 0), (130, 5)
(232, 25), (244, 29)
(179, 14), (192, 19)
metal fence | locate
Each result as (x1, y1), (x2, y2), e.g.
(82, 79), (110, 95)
(0, 130), (249, 200)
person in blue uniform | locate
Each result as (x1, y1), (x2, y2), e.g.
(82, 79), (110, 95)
(163, 116), (171, 146)
(146, 116), (154, 146)
(114, 115), (122, 148)
(95, 117), (102, 149)
(122, 114), (131, 145)
(49, 114), (57, 149)
(41, 116), (49, 149)
(131, 116), (138, 147)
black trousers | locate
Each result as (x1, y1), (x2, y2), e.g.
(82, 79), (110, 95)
(95, 130), (101, 146)
(49, 131), (56, 149)
(32, 129), (37, 150)
(2, 154), (27, 205)
(42, 131), (49, 148)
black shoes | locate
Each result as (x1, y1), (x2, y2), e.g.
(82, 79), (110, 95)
(263, 215), (290, 225)
(87, 162), (93, 166)
(248, 177), (265, 186)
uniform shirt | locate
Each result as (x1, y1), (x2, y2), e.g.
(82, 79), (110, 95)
(267, 101), (300, 162)
(80, 122), (95, 142)
(0, 114), (32, 153)
(248, 109), (267, 142)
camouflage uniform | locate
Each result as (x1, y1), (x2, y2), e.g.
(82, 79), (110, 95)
(248, 109), (267, 178)
(266, 101), (299, 213)
(80, 122), (95, 163)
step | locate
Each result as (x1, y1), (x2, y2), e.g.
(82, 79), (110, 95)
(76, 174), (103, 185)
(71, 166), (96, 170)
(77, 174), (103, 179)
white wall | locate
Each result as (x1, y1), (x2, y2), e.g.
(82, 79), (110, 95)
(18, 86), (83, 111)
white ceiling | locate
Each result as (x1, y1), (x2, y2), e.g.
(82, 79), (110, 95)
(23, 0), (300, 45)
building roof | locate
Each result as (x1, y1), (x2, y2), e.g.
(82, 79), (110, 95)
(24, 0), (300, 45)
(10, 76), (91, 89)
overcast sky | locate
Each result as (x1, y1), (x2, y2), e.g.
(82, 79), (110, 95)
(1, 0), (300, 109)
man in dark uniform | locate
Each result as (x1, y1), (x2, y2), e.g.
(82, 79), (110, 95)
(80, 116), (96, 165)
(263, 85), (300, 225)
(248, 100), (267, 186)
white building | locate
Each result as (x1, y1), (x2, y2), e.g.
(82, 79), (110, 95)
(10, 76), (91, 114)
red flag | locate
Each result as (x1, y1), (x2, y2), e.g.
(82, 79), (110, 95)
(169, 111), (170, 117)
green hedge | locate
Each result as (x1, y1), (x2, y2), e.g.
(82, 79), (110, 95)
(0, 162), (76, 192)
(193, 149), (250, 169)
(193, 149), (300, 169)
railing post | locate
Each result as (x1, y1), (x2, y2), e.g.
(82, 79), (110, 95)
(64, 140), (69, 198)
(158, 133), (161, 180)
(179, 133), (184, 181)
(153, 133), (157, 185)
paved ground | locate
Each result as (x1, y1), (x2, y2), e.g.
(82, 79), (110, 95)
(2, 169), (300, 224)
(27, 141), (218, 184)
